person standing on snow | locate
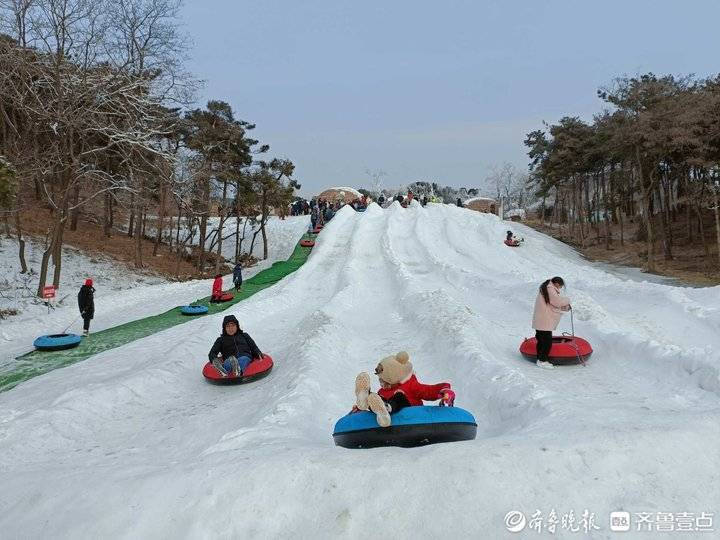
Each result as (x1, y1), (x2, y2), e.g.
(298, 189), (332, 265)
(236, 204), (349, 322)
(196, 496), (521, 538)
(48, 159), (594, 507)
(208, 315), (263, 377)
(232, 263), (243, 291)
(531, 277), (571, 369)
(77, 278), (95, 336)
(211, 273), (223, 302)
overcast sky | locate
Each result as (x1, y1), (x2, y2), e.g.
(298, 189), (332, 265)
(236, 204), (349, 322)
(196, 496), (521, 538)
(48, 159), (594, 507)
(181, 0), (720, 196)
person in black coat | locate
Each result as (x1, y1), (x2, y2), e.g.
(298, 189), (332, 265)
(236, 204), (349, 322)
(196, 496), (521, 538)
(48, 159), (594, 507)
(208, 314), (263, 377)
(78, 279), (95, 336)
(233, 263), (243, 291)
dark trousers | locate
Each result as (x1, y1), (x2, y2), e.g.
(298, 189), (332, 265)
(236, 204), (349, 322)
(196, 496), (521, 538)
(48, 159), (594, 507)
(234, 279), (242, 291)
(82, 315), (92, 332)
(536, 330), (552, 361)
(382, 393), (411, 414)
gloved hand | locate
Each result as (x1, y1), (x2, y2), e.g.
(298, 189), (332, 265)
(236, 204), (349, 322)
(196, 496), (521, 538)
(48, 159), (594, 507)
(439, 388), (455, 407)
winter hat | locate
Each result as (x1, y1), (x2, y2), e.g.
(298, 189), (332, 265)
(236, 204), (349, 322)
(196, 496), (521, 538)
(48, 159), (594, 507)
(222, 314), (240, 334)
(85, 278), (93, 286)
(375, 351), (413, 385)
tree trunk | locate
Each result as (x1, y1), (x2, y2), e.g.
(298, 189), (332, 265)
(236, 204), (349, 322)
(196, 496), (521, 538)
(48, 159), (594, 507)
(686, 176), (693, 244)
(142, 209), (148, 239)
(135, 211), (144, 269)
(133, 171), (144, 268)
(234, 215), (241, 263)
(175, 205), (182, 251)
(52, 214), (67, 288)
(214, 181), (229, 273)
(695, 204), (709, 258)
(37, 246), (53, 298)
(197, 169), (210, 272)
(103, 192), (113, 237)
(636, 149), (655, 272)
(261, 189), (269, 260)
(70, 184), (80, 231)
(153, 183), (166, 257)
(14, 211), (28, 274)
(658, 185), (673, 261)
(713, 185), (720, 268)
(128, 192), (135, 237)
(662, 177), (674, 258)
(249, 227), (259, 255)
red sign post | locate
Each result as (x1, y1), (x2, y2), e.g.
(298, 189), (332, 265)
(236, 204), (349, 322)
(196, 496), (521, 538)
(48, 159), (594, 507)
(42, 285), (56, 299)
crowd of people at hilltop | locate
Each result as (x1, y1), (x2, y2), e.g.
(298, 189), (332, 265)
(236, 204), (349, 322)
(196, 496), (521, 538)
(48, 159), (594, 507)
(290, 190), (450, 216)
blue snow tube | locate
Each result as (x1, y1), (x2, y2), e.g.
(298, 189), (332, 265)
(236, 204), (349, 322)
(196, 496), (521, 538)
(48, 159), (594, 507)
(333, 405), (477, 448)
(33, 333), (82, 351)
(181, 305), (209, 316)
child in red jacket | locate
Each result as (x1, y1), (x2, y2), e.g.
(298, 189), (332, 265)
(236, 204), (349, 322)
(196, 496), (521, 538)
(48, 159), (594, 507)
(211, 274), (223, 302)
(353, 351), (455, 427)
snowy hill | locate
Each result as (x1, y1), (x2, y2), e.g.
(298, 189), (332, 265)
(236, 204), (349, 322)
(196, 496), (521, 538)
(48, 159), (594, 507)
(0, 204), (718, 539)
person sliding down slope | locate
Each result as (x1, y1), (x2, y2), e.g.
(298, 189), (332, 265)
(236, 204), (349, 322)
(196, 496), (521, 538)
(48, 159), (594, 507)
(207, 315), (263, 377)
(352, 351), (455, 427)
(532, 277), (571, 369)
(505, 230), (523, 246)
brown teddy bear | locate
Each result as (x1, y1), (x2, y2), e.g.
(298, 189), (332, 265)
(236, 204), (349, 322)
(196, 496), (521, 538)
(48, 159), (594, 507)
(353, 351), (454, 427)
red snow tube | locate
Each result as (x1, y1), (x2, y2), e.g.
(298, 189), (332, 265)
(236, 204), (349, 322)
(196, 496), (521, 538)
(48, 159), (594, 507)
(202, 354), (274, 385)
(300, 239), (315, 247)
(504, 239), (520, 247)
(519, 336), (593, 365)
(312, 228), (322, 234)
(211, 292), (234, 303)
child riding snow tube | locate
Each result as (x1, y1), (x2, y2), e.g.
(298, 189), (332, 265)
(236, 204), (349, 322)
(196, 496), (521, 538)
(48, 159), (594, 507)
(505, 231), (521, 247)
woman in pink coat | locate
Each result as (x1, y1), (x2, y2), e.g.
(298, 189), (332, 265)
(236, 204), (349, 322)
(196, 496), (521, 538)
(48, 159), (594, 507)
(532, 276), (571, 368)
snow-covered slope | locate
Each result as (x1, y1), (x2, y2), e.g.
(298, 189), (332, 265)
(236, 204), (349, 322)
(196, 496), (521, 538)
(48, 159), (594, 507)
(0, 203), (718, 539)
(0, 216), (309, 363)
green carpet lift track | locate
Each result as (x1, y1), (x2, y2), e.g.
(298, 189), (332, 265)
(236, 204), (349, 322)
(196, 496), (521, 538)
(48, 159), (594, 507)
(0, 236), (316, 393)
